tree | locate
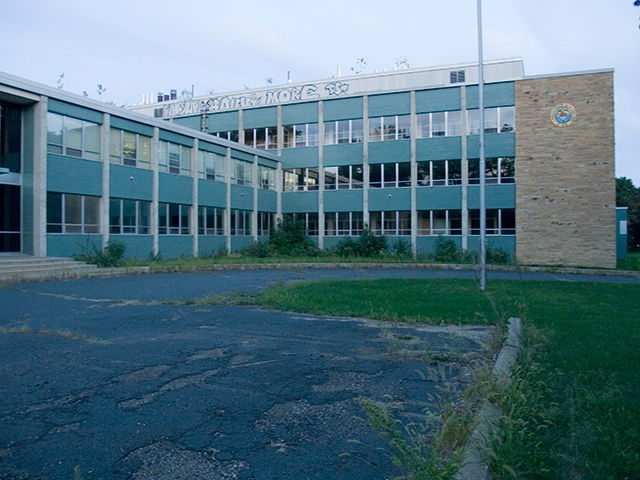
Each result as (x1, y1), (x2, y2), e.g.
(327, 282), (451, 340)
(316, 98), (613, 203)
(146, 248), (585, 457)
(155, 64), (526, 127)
(636, 0), (640, 29)
(616, 177), (640, 249)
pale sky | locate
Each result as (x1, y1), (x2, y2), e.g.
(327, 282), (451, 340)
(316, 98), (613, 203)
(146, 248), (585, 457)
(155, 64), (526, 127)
(1, 0), (638, 183)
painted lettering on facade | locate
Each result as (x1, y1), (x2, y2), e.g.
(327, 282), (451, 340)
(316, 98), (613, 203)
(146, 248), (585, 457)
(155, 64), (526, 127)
(162, 81), (350, 117)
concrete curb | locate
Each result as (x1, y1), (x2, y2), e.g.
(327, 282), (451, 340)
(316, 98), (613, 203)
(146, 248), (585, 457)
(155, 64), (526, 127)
(455, 317), (523, 480)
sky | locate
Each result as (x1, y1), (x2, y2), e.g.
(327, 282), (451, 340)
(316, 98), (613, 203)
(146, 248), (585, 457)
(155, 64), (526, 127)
(1, 0), (639, 183)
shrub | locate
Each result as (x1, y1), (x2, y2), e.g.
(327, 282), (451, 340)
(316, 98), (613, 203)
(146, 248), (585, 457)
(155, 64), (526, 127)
(434, 235), (459, 263)
(353, 226), (387, 257)
(335, 237), (357, 257)
(269, 217), (320, 257)
(241, 240), (271, 258)
(76, 240), (126, 268)
(392, 238), (412, 258)
(487, 245), (510, 264)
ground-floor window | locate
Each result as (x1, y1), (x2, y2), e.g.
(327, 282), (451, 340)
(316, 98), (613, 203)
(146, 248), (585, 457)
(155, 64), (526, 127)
(324, 212), (364, 236)
(230, 209), (251, 236)
(110, 198), (150, 234)
(198, 206), (224, 235)
(257, 212), (274, 236)
(417, 210), (462, 235)
(370, 211), (411, 236)
(159, 203), (190, 235)
(469, 209), (515, 235)
(284, 213), (319, 236)
(47, 192), (100, 234)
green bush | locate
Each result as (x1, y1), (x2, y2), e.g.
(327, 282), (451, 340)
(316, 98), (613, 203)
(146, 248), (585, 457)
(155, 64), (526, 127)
(487, 245), (509, 264)
(434, 235), (459, 263)
(241, 240), (271, 258)
(268, 217), (320, 257)
(353, 226), (387, 257)
(335, 236), (357, 257)
(75, 240), (126, 268)
(392, 238), (412, 258)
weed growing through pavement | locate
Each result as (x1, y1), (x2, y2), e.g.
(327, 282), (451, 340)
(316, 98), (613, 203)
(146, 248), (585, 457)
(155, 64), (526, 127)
(0, 325), (99, 343)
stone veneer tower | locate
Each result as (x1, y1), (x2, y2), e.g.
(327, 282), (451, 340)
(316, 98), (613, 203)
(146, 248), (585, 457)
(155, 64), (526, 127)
(514, 71), (616, 268)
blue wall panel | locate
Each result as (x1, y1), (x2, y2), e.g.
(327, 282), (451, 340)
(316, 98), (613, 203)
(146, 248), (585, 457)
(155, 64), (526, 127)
(282, 192), (318, 213)
(280, 147), (319, 168)
(158, 236), (193, 258)
(466, 82), (515, 109)
(110, 117), (154, 137)
(368, 93), (411, 116)
(159, 173), (192, 204)
(617, 207), (628, 260)
(109, 235), (153, 259)
(243, 107), (277, 128)
(416, 137), (462, 160)
(257, 190), (278, 212)
(416, 186), (462, 210)
(110, 165), (153, 201)
(230, 185), (253, 210)
(282, 102), (319, 125)
(198, 180), (227, 207)
(416, 235), (462, 256)
(368, 140), (411, 164)
(324, 143), (363, 166)
(467, 184), (516, 209)
(369, 188), (411, 210)
(198, 141), (228, 156)
(173, 116), (201, 131)
(47, 234), (102, 258)
(198, 236), (227, 256)
(323, 97), (363, 121)
(47, 155), (102, 196)
(467, 133), (515, 158)
(324, 190), (364, 212)
(231, 150), (255, 163)
(158, 130), (194, 147)
(230, 236), (253, 253)
(415, 87), (461, 113)
(48, 99), (103, 124)
(207, 111), (239, 132)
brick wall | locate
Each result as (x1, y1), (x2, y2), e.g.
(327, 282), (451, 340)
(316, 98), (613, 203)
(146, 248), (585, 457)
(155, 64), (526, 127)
(515, 72), (616, 268)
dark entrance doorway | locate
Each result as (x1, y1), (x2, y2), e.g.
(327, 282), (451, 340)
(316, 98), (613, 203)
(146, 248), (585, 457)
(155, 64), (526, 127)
(1, 101), (22, 252)
(0, 185), (20, 252)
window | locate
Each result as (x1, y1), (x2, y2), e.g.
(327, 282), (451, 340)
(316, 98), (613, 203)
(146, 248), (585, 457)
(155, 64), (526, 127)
(230, 159), (252, 187)
(370, 211), (411, 236)
(417, 160), (461, 186)
(324, 164), (364, 190)
(450, 70), (466, 83)
(158, 203), (190, 235)
(469, 209), (516, 235)
(324, 212), (364, 236)
(283, 123), (319, 148)
(109, 199), (150, 234)
(468, 157), (514, 184)
(158, 141), (191, 176)
(416, 111), (462, 138)
(259, 165), (276, 190)
(230, 209), (251, 236)
(283, 168), (319, 191)
(369, 162), (411, 188)
(213, 130), (239, 143)
(47, 113), (100, 161)
(368, 115), (411, 142)
(417, 210), (462, 235)
(323, 119), (364, 145)
(257, 212), (274, 236)
(284, 213), (319, 236)
(244, 127), (277, 150)
(109, 128), (151, 169)
(198, 206), (225, 235)
(197, 150), (225, 182)
(46, 192), (100, 234)
(467, 107), (516, 135)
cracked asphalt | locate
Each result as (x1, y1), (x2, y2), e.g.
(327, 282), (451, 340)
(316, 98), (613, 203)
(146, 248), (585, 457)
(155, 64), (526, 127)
(1, 267), (634, 480)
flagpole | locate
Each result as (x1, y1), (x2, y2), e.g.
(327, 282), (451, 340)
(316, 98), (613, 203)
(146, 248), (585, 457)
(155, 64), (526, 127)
(478, 0), (487, 292)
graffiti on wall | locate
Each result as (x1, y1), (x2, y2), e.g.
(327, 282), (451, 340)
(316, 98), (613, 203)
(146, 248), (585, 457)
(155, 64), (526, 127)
(163, 81), (351, 117)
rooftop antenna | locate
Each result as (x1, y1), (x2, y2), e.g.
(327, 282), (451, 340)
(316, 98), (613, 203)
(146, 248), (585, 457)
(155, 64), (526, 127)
(287, 71), (292, 84)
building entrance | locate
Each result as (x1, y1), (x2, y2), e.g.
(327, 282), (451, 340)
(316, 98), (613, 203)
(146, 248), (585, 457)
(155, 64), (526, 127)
(0, 185), (20, 252)
(1, 101), (22, 252)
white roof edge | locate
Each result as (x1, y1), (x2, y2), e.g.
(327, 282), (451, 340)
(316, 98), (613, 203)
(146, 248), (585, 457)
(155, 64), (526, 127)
(521, 68), (614, 81)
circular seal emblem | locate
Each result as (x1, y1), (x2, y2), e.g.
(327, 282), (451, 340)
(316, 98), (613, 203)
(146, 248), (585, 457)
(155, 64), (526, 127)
(551, 103), (576, 127)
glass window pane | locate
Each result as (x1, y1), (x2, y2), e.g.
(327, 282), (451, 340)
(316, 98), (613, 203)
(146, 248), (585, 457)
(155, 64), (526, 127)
(158, 141), (167, 173)
(432, 112), (445, 137)
(64, 194), (82, 225)
(467, 110), (480, 135)
(417, 161), (431, 186)
(307, 168), (319, 191)
(351, 119), (363, 143)
(109, 198), (121, 234)
(337, 120), (350, 144)
(432, 161), (446, 185)
(417, 211), (430, 235)
(447, 111), (461, 137)
(324, 166), (337, 190)
(215, 155), (225, 182)
(338, 165), (350, 189)
(307, 123), (319, 146)
(84, 196), (99, 232)
(468, 159), (480, 184)
(397, 115), (410, 139)
(383, 116), (396, 141)
(399, 211), (411, 235)
(139, 201), (150, 234)
(181, 146), (191, 174)
(369, 164), (382, 188)
(283, 125), (294, 148)
(123, 131), (136, 160)
(294, 125), (306, 147)
(370, 212), (382, 234)
(500, 157), (515, 183)
(84, 121), (100, 159)
(324, 122), (336, 145)
(450, 210), (462, 235)
(122, 199), (136, 230)
(46, 113), (63, 150)
(416, 113), (430, 138)
(47, 192), (63, 232)
(352, 165), (364, 189)
(398, 162), (411, 187)
(181, 205), (189, 235)
(369, 117), (382, 142)
(325, 212), (336, 236)
(484, 108), (498, 134)
(500, 107), (515, 133)
(502, 209), (516, 234)
(267, 127), (278, 149)
(64, 117), (83, 156)
(384, 211), (397, 235)
(384, 163), (396, 188)
(138, 136), (151, 168)
(168, 143), (180, 174)
(255, 128), (266, 149)
(433, 210), (446, 234)
(244, 128), (254, 147)
(486, 158), (499, 182)
(448, 160), (461, 186)
(109, 128), (121, 164)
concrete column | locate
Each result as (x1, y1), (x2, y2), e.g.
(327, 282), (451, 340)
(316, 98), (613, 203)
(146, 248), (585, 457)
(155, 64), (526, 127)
(191, 138), (199, 257)
(151, 127), (160, 257)
(238, 109), (244, 145)
(252, 156), (259, 240)
(276, 105), (283, 222)
(32, 97), (48, 257)
(225, 148), (231, 253)
(100, 114), (110, 249)
(410, 91), (417, 257)
(362, 96), (370, 226)
(276, 105), (283, 154)
(461, 87), (469, 251)
(318, 101), (324, 250)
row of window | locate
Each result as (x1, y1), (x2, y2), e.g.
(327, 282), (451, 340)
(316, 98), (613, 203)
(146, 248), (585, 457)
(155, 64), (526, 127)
(214, 107), (515, 150)
(47, 113), (100, 161)
(283, 158), (514, 191)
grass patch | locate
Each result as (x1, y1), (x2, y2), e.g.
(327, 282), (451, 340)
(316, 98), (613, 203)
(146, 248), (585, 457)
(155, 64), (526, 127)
(258, 277), (640, 478)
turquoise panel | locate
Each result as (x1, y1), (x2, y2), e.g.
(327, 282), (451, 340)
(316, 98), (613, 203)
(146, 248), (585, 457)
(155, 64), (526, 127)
(230, 237), (253, 253)
(324, 143), (363, 166)
(48, 99), (103, 124)
(415, 87), (461, 113)
(159, 173), (192, 204)
(173, 116), (201, 131)
(368, 92), (411, 117)
(110, 116), (154, 136)
(198, 141), (227, 156)
(231, 150), (255, 163)
(110, 165), (153, 201)
(416, 186), (462, 210)
(258, 189), (277, 212)
(198, 179), (227, 207)
(467, 184), (516, 209)
(368, 140), (411, 164)
(230, 185), (253, 210)
(468, 235), (516, 258)
(282, 102), (319, 125)
(109, 235), (153, 260)
(466, 82), (515, 109)
(323, 97), (363, 121)
(207, 111), (239, 132)
(323, 190), (363, 212)
(47, 234), (102, 258)
(198, 236), (227, 256)
(257, 157), (279, 168)
(158, 236), (193, 258)
(416, 137), (462, 160)
(416, 236), (461, 256)
(47, 155), (102, 196)
(617, 207), (628, 260)
(158, 129), (194, 147)
(281, 192), (318, 213)
(280, 147), (319, 168)
(243, 107), (277, 128)
(467, 133), (515, 159)
(369, 188), (411, 211)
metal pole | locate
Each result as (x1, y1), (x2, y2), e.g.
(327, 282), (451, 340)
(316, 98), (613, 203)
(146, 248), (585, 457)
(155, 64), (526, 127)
(477, 0), (487, 291)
